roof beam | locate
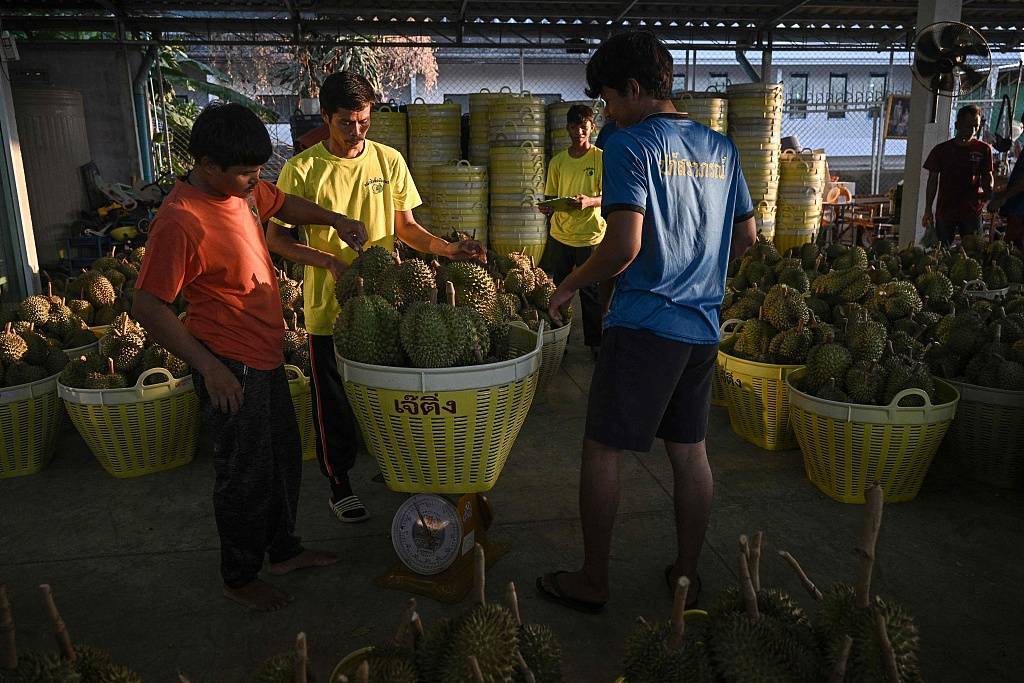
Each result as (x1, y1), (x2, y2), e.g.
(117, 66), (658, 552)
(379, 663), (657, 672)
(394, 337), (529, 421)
(761, 0), (814, 28)
(614, 1), (639, 22)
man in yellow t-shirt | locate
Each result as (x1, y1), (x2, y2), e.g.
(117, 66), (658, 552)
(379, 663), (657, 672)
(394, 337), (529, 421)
(267, 71), (484, 523)
(538, 104), (606, 353)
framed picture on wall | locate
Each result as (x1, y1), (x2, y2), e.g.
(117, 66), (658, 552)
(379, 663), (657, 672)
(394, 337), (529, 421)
(884, 95), (911, 140)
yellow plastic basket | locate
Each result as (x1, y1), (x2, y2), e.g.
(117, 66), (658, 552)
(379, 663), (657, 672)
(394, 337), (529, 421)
(537, 320), (571, 392)
(941, 379), (1024, 488)
(337, 323), (543, 493)
(712, 319), (743, 408)
(718, 351), (804, 450)
(58, 368), (200, 478)
(286, 364), (316, 462)
(773, 228), (818, 255)
(0, 372), (62, 478)
(787, 369), (960, 503)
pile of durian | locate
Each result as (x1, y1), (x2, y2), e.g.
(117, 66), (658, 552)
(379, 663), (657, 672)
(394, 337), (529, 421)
(277, 266), (311, 376)
(60, 248), (147, 327)
(332, 245), (569, 369)
(251, 545), (564, 683)
(0, 287), (102, 388)
(0, 583), (142, 682)
(59, 313), (188, 390)
(619, 484), (920, 683)
(720, 234), (1024, 404)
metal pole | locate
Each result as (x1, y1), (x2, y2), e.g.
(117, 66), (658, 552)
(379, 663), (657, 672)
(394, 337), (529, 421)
(156, 55), (173, 175)
(519, 48), (525, 93)
(148, 76), (163, 175)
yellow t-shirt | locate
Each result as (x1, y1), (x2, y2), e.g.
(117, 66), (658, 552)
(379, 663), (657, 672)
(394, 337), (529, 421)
(273, 140), (421, 335)
(545, 146), (606, 247)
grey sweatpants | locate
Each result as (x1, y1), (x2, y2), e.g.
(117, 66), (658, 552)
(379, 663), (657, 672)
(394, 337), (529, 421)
(194, 358), (304, 588)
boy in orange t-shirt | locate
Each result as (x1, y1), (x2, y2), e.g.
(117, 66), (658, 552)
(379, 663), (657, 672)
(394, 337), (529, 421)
(133, 103), (368, 612)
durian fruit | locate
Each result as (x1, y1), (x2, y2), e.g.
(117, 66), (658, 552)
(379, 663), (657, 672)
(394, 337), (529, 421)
(334, 246), (399, 305)
(399, 291), (463, 369)
(65, 298), (93, 327)
(762, 284), (809, 330)
(127, 246), (146, 266)
(19, 326), (50, 365)
(833, 245), (869, 271)
(767, 320), (813, 365)
(845, 314), (887, 362)
(516, 624), (562, 683)
(140, 345), (189, 379)
(2, 651), (81, 682)
(438, 261), (499, 323)
(722, 286), (766, 321)
(844, 360), (886, 405)
(396, 257), (438, 310)
(437, 546), (519, 683)
(98, 318), (145, 374)
(504, 265), (536, 298)
(732, 310), (776, 363)
(4, 361), (47, 388)
(983, 261), (1009, 289)
(278, 270), (302, 311)
(253, 632), (313, 683)
(915, 269), (953, 304)
(815, 377), (851, 402)
(79, 358), (127, 390)
(415, 617), (455, 683)
(805, 334), (852, 390)
(44, 347), (69, 377)
(18, 295), (51, 326)
(870, 281), (922, 320)
(949, 250), (983, 284)
(360, 642), (417, 683)
(333, 279), (403, 366)
(81, 272), (117, 308)
(282, 313), (307, 356)
(0, 322), (28, 365)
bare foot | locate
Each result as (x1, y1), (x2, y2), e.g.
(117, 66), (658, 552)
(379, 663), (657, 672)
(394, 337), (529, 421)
(268, 549), (339, 576)
(222, 579), (291, 611)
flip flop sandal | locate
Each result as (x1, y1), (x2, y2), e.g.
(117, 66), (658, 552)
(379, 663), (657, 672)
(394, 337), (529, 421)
(330, 495), (369, 523)
(664, 565), (702, 609)
(535, 571), (606, 614)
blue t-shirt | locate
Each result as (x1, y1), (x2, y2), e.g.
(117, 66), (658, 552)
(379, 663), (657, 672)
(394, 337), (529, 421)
(601, 113), (754, 344)
(1001, 154), (1024, 216)
(595, 120), (619, 149)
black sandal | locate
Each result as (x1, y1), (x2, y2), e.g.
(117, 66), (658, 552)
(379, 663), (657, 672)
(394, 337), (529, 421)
(536, 572), (606, 614)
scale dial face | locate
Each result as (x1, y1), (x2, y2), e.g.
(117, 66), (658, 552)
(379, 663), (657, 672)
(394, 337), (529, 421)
(391, 494), (464, 575)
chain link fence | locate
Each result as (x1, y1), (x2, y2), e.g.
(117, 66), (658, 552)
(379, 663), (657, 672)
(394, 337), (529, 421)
(145, 45), (1023, 196)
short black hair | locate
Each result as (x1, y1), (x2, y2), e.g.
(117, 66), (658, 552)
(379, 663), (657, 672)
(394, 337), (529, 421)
(320, 71), (376, 115)
(566, 104), (596, 126)
(585, 31), (673, 100)
(957, 104), (982, 122)
(189, 102), (272, 169)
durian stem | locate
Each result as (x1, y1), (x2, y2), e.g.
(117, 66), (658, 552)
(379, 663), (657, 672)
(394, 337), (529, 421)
(505, 582), (522, 626)
(336, 677), (349, 683)
(177, 673), (193, 683)
(355, 276), (365, 297)
(294, 632), (307, 683)
(0, 584), (15, 670)
(751, 531), (764, 593)
(827, 635), (854, 683)
(473, 543), (486, 605)
(446, 281), (457, 307)
(739, 534), (749, 563)
(778, 550), (823, 601)
(38, 584), (75, 662)
(467, 655), (485, 683)
(515, 651), (536, 683)
(355, 660), (369, 683)
(875, 611), (901, 683)
(393, 598), (417, 646)
(410, 610), (424, 645)
(738, 551), (759, 620)
(854, 484), (885, 609)
(667, 576), (691, 650)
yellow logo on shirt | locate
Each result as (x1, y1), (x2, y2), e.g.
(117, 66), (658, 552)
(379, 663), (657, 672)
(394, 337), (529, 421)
(659, 153), (729, 180)
(364, 177), (389, 194)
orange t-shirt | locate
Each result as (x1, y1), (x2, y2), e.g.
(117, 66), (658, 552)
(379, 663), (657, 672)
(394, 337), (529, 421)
(136, 179), (287, 370)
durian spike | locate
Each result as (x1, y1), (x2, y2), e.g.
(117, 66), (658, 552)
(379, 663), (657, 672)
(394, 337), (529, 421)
(667, 576), (691, 650)
(750, 531), (764, 593)
(473, 543), (486, 605)
(355, 660), (369, 683)
(514, 650), (536, 683)
(854, 483), (885, 609)
(738, 550), (759, 620)
(38, 584), (75, 661)
(294, 632), (307, 683)
(467, 655), (485, 683)
(827, 635), (854, 683)
(875, 611), (900, 683)
(505, 582), (522, 626)
(392, 598), (417, 646)
(0, 584), (16, 669)
(445, 281), (457, 307)
(778, 550), (823, 601)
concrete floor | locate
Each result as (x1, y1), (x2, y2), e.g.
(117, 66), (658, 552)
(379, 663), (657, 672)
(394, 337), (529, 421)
(2, 324), (1023, 682)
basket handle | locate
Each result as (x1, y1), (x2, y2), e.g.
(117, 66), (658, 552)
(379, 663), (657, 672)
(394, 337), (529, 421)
(963, 279), (987, 292)
(284, 364), (307, 386)
(498, 85), (514, 94)
(887, 388), (933, 416)
(376, 104), (394, 113)
(720, 318), (743, 337)
(134, 367), (175, 393)
(412, 96), (427, 105)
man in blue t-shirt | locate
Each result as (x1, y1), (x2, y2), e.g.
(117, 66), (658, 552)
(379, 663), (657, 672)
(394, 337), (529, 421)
(536, 31), (756, 614)
(990, 112), (1024, 251)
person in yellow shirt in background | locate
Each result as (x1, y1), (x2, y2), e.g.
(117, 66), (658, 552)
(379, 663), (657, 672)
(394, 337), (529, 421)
(539, 104), (606, 355)
(267, 71), (484, 523)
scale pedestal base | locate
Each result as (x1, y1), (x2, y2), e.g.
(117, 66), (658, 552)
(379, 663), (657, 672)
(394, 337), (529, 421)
(378, 493), (506, 603)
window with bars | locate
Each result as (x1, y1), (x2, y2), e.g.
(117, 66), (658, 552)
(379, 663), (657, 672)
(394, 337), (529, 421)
(708, 73), (729, 93)
(868, 73), (888, 119)
(828, 73), (848, 119)
(788, 73), (808, 119)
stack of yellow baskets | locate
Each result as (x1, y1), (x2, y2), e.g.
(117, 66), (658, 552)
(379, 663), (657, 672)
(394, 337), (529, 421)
(406, 99), (462, 231)
(0, 372), (62, 478)
(775, 149), (828, 254)
(673, 92), (728, 134)
(368, 103), (408, 160)
(727, 83), (784, 239)
(546, 99), (604, 155)
(468, 88), (511, 166)
(488, 92), (547, 261)
(431, 160), (489, 245)
(59, 368), (200, 478)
